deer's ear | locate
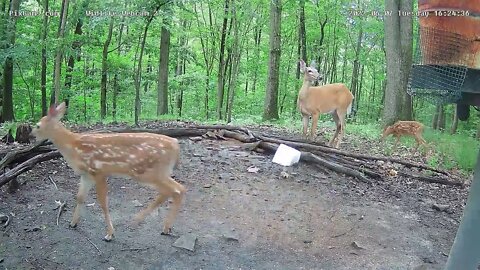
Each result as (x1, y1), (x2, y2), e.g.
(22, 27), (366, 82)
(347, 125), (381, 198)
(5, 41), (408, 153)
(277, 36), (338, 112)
(48, 104), (58, 118)
(310, 60), (317, 69)
(54, 102), (67, 120)
(299, 59), (306, 73)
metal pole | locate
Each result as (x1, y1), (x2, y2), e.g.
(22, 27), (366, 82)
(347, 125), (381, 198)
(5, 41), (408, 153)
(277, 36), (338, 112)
(445, 150), (480, 269)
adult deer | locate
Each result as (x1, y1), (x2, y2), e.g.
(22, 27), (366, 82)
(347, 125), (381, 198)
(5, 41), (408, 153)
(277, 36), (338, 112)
(32, 102), (186, 241)
(297, 59), (354, 148)
(381, 120), (427, 149)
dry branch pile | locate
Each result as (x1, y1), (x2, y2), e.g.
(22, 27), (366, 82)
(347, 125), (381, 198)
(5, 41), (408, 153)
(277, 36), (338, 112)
(0, 124), (464, 188)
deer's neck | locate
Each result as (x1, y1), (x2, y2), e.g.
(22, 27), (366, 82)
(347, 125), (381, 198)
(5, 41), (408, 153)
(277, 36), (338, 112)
(49, 124), (78, 150)
(298, 79), (313, 100)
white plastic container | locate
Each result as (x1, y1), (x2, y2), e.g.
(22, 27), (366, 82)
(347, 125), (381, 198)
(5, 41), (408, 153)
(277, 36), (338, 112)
(272, 144), (301, 166)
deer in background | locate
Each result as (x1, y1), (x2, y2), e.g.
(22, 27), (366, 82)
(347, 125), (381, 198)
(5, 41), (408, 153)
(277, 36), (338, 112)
(381, 120), (427, 149)
(32, 102), (186, 241)
(297, 59), (354, 148)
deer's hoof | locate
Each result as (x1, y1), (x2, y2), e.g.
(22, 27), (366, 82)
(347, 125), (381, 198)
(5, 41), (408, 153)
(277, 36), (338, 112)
(69, 223), (78, 229)
(161, 227), (172, 235)
(103, 234), (114, 242)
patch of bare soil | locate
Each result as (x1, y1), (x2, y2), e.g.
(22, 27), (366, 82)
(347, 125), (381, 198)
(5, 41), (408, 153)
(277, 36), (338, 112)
(0, 121), (469, 269)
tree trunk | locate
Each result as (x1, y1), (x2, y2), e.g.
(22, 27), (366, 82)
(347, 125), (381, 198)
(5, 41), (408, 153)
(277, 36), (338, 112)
(112, 19), (124, 121)
(134, 5), (162, 125)
(382, 0), (413, 126)
(40, 0), (49, 116)
(251, 19), (262, 94)
(350, 25), (363, 112)
(450, 104), (459, 134)
(52, 0), (69, 106)
(226, 5), (241, 124)
(293, 0), (307, 115)
(263, 0), (281, 120)
(2, 0), (21, 122)
(157, 23), (170, 116)
(399, 0), (413, 120)
(437, 104), (446, 131)
(64, 19), (83, 91)
(100, 18), (114, 119)
(432, 105), (439, 130)
(216, 0), (230, 120)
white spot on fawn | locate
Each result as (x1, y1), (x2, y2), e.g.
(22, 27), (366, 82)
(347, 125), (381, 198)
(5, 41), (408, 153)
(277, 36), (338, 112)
(93, 160), (103, 169)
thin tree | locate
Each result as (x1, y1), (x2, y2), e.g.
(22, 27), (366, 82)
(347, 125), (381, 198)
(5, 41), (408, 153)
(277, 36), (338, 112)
(134, 2), (165, 125)
(100, 18), (114, 119)
(157, 16), (171, 115)
(40, 0), (49, 116)
(2, 0), (21, 122)
(52, 0), (69, 105)
(263, 0), (281, 120)
(216, 0), (230, 120)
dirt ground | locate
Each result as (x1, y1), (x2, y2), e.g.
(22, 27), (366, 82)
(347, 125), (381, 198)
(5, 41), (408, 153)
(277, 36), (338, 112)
(0, 121), (469, 270)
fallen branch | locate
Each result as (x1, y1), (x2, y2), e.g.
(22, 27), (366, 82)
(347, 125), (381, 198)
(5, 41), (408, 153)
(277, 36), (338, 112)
(397, 171), (464, 187)
(0, 139), (51, 170)
(254, 134), (449, 176)
(49, 176), (58, 190)
(56, 201), (66, 225)
(0, 151), (61, 187)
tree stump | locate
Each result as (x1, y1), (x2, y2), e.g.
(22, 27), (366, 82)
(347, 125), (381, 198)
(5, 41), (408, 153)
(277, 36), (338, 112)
(16, 123), (33, 144)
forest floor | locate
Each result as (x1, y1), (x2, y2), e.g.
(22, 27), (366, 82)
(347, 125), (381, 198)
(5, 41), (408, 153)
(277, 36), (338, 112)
(0, 121), (469, 270)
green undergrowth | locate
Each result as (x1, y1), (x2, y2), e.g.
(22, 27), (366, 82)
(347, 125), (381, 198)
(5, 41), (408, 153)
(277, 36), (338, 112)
(2, 114), (477, 173)
(346, 122), (478, 173)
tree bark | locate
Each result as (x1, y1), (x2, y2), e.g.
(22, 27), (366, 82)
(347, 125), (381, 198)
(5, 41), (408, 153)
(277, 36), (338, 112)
(216, 0), (230, 120)
(40, 0), (49, 116)
(134, 4), (162, 125)
(350, 25), (363, 113)
(112, 15), (125, 121)
(52, 0), (69, 105)
(64, 19), (83, 91)
(2, 0), (21, 122)
(450, 104), (459, 134)
(100, 18), (114, 119)
(226, 3), (240, 123)
(382, 0), (413, 126)
(263, 0), (281, 120)
(157, 21), (170, 115)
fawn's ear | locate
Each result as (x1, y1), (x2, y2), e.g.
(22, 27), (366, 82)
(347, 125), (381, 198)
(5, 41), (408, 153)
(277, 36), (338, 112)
(309, 60), (317, 69)
(299, 59), (306, 73)
(48, 102), (66, 121)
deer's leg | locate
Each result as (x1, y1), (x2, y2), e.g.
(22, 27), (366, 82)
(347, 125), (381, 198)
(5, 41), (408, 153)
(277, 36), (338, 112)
(394, 135), (400, 147)
(334, 111), (347, 148)
(302, 114), (310, 139)
(310, 113), (320, 140)
(70, 175), (94, 228)
(162, 177), (186, 235)
(330, 111), (341, 147)
(133, 192), (168, 225)
(94, 176), (115, 242)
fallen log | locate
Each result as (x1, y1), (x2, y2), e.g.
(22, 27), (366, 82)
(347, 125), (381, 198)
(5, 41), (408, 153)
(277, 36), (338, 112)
(254, 134), (449, 176)
(0, 140), (51, 170)
(220, 130), (371, 184)
(0, 151), (61, 187)
(397, 171), (464, 187)
(259, 141), (371, 184)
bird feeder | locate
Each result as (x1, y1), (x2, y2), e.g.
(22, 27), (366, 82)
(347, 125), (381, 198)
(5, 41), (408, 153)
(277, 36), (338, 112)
(407, 1), (480, 269)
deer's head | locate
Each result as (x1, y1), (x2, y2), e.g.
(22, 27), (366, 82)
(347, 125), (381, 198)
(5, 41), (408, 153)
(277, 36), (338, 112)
(32, 102), (67, 140)
(299, 59), (323, 82)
